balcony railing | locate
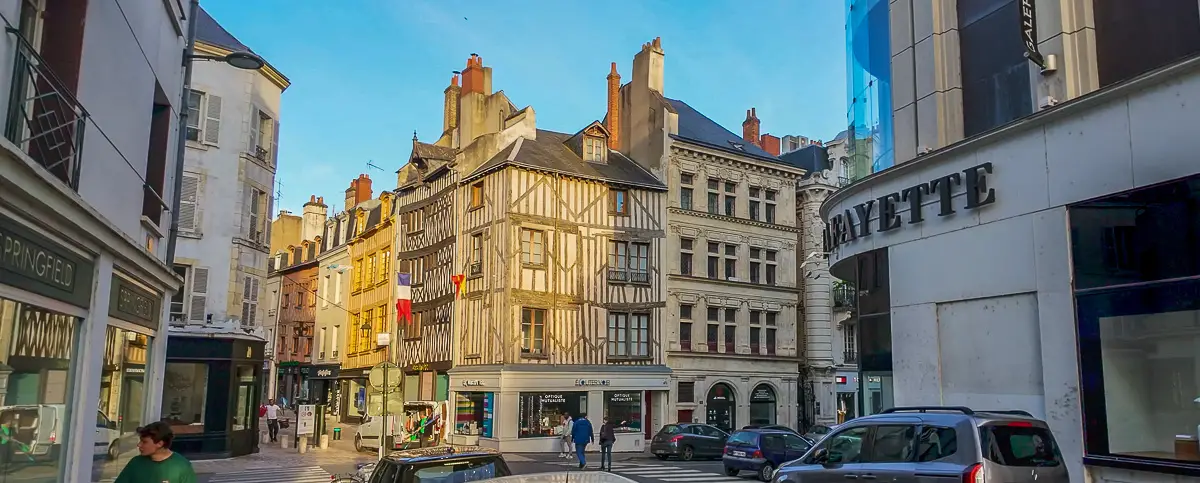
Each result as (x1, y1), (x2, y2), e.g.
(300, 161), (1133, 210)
(844, 350), (858, 364)
(4, 27), (87, 190)
(833, 284), (856, 309)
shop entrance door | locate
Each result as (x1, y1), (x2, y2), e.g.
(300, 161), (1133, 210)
(705, 383), (735, 432)
(644, 391), (654, 439)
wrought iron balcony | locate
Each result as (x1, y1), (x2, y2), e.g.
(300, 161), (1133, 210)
(833, 284), (856, 309)
(607, 268), (628, 282)
(844, 350), (858, 364)
(4, 27), (87, 190)
(253, 145), (269, 162)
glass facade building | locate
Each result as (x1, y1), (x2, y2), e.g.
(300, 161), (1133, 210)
(845, 0), (894, 180)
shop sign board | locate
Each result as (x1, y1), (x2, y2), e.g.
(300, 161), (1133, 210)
(539, 394), (566, 403)
(607, 392), (636, 402)
(108, 275), (161, 329)
(1020, 0), (1044, 68)
(310, 365), (340, 379)
(826, 163), (997, 250)
(461, 380), (485, 387)
(0, 213), (94, 308)
(575, 379), (610, 387)
(297, 404), (316, 435)
(751, 387), (775, 402)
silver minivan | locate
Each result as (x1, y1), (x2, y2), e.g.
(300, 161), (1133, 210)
(774, 406), (1068, 483)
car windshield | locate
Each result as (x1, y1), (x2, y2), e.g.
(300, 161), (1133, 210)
(980, 425), (1062, 467)
(727, 431), (758, 446)
(405, 458), (504, 483)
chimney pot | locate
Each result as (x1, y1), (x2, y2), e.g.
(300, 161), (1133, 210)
(606, 62), (621, 150)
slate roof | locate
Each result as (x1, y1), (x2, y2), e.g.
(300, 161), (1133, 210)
(779, 145), (831, 177)
(665, 98), (793, 166)
(195, 7), (252, 53)
(413, 142), (456, 162)
(465, 130), (666, 190)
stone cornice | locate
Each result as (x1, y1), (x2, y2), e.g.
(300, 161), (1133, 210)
(670, 143), (806, 180)
(668, 207), (801, 233)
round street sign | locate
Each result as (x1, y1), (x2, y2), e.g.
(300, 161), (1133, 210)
(368, 361), (402, 389)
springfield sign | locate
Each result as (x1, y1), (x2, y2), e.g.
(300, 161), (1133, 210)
(825, 162), (997, 250)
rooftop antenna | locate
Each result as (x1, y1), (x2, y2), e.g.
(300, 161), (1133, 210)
(273, 178), (284, 205)
(366, 160), (384, 172)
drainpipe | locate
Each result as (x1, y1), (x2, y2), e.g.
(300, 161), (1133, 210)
(165, 0), (199, 267)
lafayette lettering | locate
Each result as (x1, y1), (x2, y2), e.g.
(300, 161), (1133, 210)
(0, 228), (76, 291)
(826, 163), (996, 248)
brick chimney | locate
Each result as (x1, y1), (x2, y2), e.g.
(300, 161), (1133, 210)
(444, 74), (461, 133)
(461, 54), (486, 96)
(344, 179), (357, 209)
(759, 133), (781, 156)
(301, 195), (328, 241)
(606, 62), (621, 149)
(742, 108), (761, 147)
(355, 174), (373, 205)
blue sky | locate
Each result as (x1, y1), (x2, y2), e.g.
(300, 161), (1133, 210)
(201, 0), (847, 215)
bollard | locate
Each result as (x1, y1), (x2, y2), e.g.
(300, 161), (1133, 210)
(319, 434), (329, 449)
(281, 437), (291, 449)
(261, 431), (269, 444)
(333, 427), (342, 440)
(298, 435), (308, 454)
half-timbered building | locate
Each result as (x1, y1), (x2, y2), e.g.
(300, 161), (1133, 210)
(393, 138), (458, 404)
(616, 38), (807, 432)
(438, 54), (670, 453)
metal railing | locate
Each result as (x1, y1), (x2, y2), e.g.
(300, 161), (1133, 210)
(253, 145), (269, 162)
(5, 27), (87, 190)
(844, 350), (858, 364)
(833, 284), (856, 309)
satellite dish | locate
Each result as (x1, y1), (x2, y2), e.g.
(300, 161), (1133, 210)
(368, 362), (402, 389)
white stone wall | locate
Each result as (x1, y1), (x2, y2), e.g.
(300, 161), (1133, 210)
(174, 53), (283, 325)
(823, 59), (1200, 483)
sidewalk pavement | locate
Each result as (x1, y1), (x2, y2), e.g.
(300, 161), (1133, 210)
(191, 422), (373, 474)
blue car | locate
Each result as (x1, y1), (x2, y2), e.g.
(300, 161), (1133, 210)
(722, 429), (813, 481)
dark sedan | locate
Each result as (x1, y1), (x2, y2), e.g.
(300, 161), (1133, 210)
(649, 423), (729, 461)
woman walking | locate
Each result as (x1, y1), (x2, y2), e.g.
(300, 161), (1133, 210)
(559, 414), (575, 458)
(598, 417), (616, 471)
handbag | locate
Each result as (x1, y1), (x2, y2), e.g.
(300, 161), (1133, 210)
(280, 419), (290, 429)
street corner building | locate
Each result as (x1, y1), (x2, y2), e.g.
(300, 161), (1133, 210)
(163, 4), (287, 460)
(0, 0), (204, 481)
(831, 0), (1200, 481)
(411, 38), (809, 453)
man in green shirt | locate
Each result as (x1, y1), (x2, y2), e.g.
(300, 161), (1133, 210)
(114, 421), (197, 483)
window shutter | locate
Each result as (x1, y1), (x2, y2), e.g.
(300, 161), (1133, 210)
(203, 95), (221, 144)
(251, 278), (260, 302)
(249, 106), (260, 152)
(178, 174), (200, 232)
(189, 267), (209, 321)
(271, 120), (280, 167)
(242, 184), (254, 238)
(243, 275), (252, 301)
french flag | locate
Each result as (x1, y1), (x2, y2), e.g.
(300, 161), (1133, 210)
(396, 273), (412, 323)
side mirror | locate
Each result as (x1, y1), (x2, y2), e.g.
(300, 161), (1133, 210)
(107, 421), (117, 430)
(810, 447), (829, 464)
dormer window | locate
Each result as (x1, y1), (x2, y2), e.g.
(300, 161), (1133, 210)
(584, 136), (606, 163)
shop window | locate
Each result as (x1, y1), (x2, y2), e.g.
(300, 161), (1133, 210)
(0, 298), (79, 478)
(455, 392), (494, 437)
(94, 325), (150, 479)
(603, 392), (642, 433)
(749, 384), (776, 425)
(517, 392), (587, 438)
(161, 363), (208, 434)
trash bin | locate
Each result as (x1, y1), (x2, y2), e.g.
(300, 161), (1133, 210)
(333, 427), (342, 440)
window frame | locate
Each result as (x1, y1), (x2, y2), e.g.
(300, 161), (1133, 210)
(679, 304), (693, 351)
(679, 173), (694, 210)
(520, 307), (547, 356)
(679, 237), (694, 276)
(470, 181), (485, 209)
(610, 188), (629, 216)
(606, 312), (651, 359)
(608, 240), (651, 284)
(470, 233), (484, 276)
(185, 90), (205, 142)
(520, 228), (546, 267)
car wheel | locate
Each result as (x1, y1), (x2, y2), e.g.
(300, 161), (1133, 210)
(759, 464), (774, 482)
(725, 467), (739, 476)
(681, 445), (695, 461)
(106, 442), (119, 461)
(655, 455), (669, 460)
(354, 435), (364, 452)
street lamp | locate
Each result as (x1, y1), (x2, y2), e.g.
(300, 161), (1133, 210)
(165, 0), (269, 267)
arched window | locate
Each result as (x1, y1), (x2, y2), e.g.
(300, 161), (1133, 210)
(705, 383), (736, 432)
(749, 384), (777, 425)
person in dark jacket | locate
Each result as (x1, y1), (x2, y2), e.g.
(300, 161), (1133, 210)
(571, 413), (595, 468)
(598, 417), (616, 471)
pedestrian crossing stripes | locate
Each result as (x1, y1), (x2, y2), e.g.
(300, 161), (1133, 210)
(206, 465), (332, 483)
(544, 461), (745, 483)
